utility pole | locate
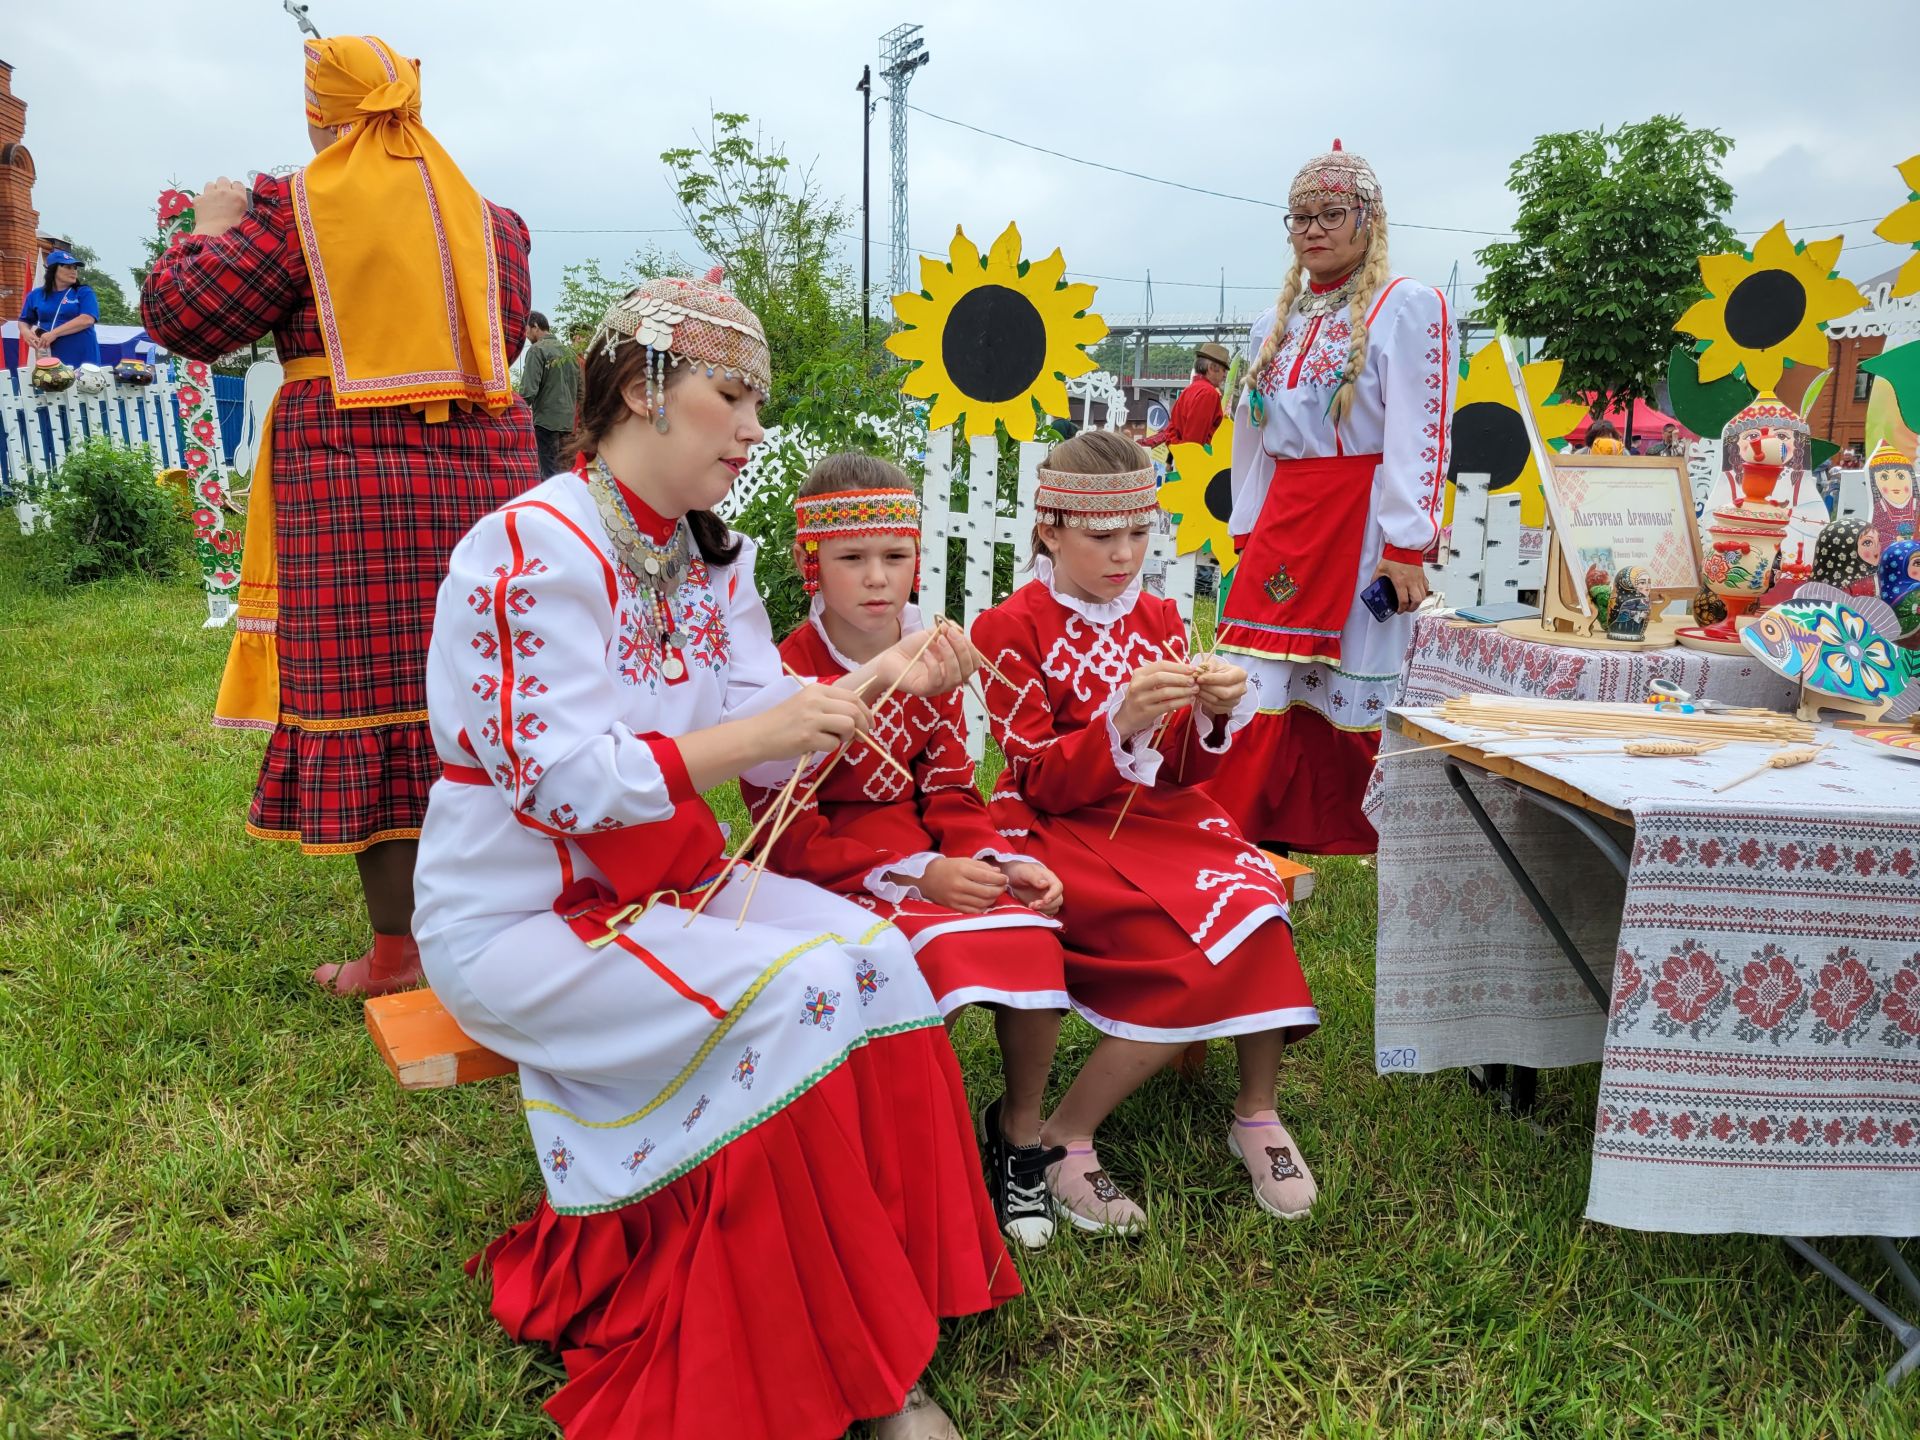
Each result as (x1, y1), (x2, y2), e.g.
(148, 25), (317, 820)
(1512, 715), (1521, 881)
(857, 65), (873, 347)
(879, 24), (930, 311)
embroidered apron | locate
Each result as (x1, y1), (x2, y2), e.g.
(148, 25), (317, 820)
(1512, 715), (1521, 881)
(1215, 452), (1380, 664)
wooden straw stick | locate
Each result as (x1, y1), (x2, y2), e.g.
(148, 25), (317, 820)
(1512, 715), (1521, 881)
(939, 613), (1015, 692)
(733, 759), (809, 929)
(1110, 711), (1178, 838)
(1713, 743), (1829, 793)
(781, 663), (913, 785)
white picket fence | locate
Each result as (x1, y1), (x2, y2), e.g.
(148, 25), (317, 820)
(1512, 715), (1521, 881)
(918, 428), (1203, 758)
(2, 366), (189, 528)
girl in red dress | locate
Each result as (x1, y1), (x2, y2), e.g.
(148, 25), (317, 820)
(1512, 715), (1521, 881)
(744, 455), (1075, 1250)
(972, 430), (1322, 1233)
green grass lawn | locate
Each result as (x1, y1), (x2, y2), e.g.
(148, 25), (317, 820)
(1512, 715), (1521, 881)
(3, 552), (1917, 1439)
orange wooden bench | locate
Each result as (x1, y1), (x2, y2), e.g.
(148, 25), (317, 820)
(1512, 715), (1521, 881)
(367, 859), (1316, 1089)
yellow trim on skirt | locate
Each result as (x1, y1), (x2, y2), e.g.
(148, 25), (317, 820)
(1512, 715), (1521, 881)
(213, 357), (331, 729)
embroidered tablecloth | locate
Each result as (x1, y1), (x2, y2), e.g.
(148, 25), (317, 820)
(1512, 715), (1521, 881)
(1369, 618), (1920, 1235)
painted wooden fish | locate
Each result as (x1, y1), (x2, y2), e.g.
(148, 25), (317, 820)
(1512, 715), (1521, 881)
(1740, 581), (1920, 719)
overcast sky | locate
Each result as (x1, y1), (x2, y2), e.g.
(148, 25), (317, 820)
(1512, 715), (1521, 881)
(11, 0), (1919, 328)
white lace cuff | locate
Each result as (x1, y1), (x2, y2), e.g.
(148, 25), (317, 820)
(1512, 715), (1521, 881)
(1099, 688), (1163, 786)
(976, 847), (1040, 868)
(740, 742), (830, 794)
(864, 850), (942, 903)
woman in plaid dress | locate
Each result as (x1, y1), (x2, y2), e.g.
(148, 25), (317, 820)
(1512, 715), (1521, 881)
(140, 34), (542, 995)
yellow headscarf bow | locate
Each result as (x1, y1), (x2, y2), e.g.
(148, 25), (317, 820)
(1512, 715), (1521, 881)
(292, 35), (512, 421)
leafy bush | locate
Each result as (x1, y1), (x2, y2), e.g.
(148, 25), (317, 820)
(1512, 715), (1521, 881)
(30, 440), (192, 588)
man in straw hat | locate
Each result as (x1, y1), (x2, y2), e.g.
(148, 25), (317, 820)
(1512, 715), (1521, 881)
(1143, 340), (1231, 448)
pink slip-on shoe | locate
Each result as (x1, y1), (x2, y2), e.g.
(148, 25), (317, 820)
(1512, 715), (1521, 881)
(1227, 1111), (1318, 1219)
(1045, 1142), (1146, 1236)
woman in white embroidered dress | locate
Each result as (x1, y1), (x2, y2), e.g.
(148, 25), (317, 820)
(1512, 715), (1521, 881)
(412, 277), (1014, 1440)
(1207, 141), (1454, 854)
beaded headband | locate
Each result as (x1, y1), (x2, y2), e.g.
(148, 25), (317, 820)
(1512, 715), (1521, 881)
(1289, 138), (1381, 208)
(589, 270), (772, 432)
(1034, 464), (1162, 532)
(1869, 441), (1914, 471)
(795, 487), (921, 594)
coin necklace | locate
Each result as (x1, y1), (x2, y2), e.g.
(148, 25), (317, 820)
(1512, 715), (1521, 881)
(589, 457), (694, 681)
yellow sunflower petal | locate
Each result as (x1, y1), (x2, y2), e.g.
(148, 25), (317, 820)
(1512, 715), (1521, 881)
(1032, 375), (1071, 416)
(1695, 342), (1741, 384)
(1784, 328), (1835, 370)
(1056, 282), (1099, 317)
(948, 226), (980, 272)
(1892, 252), (1920, 301)
(1699, 251), (1750, 297)
(984, 222), (1024, 277)
(1809, 273), (1865, 323)
(1895, 154), (1920, 195)
(996, 399), (1038, 443)
(1749, 222), (1796, 268)
(1536, 399), (1589, 444)
(890, 290), (937, 329)
(925, 389), (964, 431)
(1025, 249), (1067, 290)
(1740, 350), (1786, 392)
(916, 252), (952, 294)
(899, 361), (944, 399)
(1522, 358), (1566, 409)
(1880, 197), (1920, 247)
(1800, 234), (1845, 277)
(1677, 296), (1730, 343)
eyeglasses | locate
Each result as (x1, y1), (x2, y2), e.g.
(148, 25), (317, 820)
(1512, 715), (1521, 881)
(1284, 205), (1362, 235)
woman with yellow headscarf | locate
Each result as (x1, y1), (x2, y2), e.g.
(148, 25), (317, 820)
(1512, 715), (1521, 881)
(141, 34), (542, 997)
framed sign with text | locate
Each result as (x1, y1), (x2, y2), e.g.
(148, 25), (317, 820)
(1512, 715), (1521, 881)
(1535, 454), (1704, 637)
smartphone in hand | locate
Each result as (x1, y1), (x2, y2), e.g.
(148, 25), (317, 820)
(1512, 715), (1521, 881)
(1360, 575), (1399, 622)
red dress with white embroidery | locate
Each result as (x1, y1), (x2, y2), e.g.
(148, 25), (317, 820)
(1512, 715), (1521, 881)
(971, 567), (1320, 1043)
(741, 607), (1069, 1016)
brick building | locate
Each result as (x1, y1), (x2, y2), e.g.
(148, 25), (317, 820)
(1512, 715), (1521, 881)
(0, 60), (37, 327)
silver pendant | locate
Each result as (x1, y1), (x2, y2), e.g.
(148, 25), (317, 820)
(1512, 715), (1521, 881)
(663, 656), (686, 680)
(643, 556), (661, 576)
(667, 631), (687, 649)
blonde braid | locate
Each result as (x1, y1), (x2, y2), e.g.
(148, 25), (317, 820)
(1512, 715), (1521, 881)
(1246, 265), (1307, 400)
(1329, 208), (1392, 426)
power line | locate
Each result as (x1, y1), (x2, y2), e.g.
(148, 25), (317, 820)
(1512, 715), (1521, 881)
(906, 103), (1513, 238)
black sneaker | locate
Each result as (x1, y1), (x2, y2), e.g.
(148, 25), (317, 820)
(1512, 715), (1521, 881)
(981, 1096), (1065, 1250)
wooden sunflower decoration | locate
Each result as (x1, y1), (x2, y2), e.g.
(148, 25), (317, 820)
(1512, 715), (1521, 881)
(887, 222), (1107, 441)
(1874, 154), (1920, 300)
(1158, 414), (1237, 573)
(1445, 340), (1587, 529)
(1674, 223), (1863, 392)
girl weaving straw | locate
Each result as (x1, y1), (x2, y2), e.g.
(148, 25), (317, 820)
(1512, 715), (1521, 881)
(743, 455), (1077, 1250)
(414, 277), (1013, 1440)
(971, 430), (1322, 1233)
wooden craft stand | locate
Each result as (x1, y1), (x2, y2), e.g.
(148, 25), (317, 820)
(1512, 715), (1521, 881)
(1495, 526), (1688, 650)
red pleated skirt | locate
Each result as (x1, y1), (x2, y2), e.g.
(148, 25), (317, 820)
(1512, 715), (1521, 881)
(1205, 706), (1382, 855)
(472, 1025), (1021, 1440)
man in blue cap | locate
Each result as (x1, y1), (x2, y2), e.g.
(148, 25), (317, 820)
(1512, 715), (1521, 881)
(18, 248), (102, 367)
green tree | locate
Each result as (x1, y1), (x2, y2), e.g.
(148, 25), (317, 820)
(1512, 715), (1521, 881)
(553, 245), (686, 351)
(1475, 116), (1737, 426)
(661, 111), (901, 428)
(61, 243), (140, 326)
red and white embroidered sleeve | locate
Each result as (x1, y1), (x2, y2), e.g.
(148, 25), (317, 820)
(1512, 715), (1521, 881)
(139, 175), (304, 360)
(435, 504), (691, 838)
(1376, 282), (1453, 561)
(972, 606), (1133, 814)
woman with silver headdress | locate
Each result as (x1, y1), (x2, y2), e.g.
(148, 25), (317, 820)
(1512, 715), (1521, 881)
(1208, 141), (1454, 855)
(413, 273), (1015, 1440)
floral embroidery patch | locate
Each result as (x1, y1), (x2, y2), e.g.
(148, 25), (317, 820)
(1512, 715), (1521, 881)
(855, 959), (888, 1005)
(543, 1137), (575, 1183)
(800, 986), (840, 1028)
(681, 1093), (712, 1131)
(733, 1046), (761, 1089)
(621, 1139), (656, 1173)
(1264, 565), (1299, 605)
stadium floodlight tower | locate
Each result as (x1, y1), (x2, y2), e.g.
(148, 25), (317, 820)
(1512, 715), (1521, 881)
(879, 24), (931, 312)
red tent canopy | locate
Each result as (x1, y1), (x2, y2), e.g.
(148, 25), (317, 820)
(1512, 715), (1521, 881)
(1567, 395), (1689, 446)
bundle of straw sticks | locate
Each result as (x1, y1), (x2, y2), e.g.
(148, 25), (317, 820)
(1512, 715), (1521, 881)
(1432, 694), (1815, 746)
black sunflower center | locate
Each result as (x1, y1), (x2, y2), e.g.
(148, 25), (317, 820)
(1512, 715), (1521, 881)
(1205, 466), (1233, 523)
(1449, 400), (1532, 493)
(941, 284), (1048, 403)
(1723, 269), (1807, 351)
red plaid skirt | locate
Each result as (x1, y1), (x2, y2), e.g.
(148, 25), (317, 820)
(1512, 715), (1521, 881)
(247, 378), (541, 853)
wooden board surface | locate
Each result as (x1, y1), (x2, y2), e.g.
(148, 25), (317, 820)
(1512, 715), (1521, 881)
(365, 988), (514, 1091)
(1493, 609), (1688, 652)
(1385, 712), (1636, 825)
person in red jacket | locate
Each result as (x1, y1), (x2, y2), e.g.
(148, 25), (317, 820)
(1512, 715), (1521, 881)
(1143, 341), (1229, 447)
